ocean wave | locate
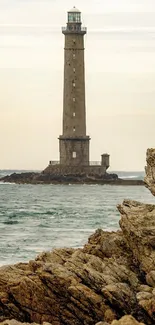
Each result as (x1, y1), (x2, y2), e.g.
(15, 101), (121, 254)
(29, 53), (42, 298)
(119, 175), (139, 179)
(0, 179), (153, 266)
(3, 220), (19, 225)
(0, 182), (15, 185)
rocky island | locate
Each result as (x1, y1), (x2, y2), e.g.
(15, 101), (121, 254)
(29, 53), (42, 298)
(0, 148), (154, 325)
(0, 171), (144, 185)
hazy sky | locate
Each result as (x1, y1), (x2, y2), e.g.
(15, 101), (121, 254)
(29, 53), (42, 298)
(0, 0), (155, 171)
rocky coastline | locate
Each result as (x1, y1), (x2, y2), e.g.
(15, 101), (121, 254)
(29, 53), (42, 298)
(0, 148), (154, 325)
(0, 171), (144, 185)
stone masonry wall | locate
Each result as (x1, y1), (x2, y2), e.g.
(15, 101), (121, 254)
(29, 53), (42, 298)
(43, 164), (107, 176)
(63, 33), (86, 137)
(59, 31), (90, 167)
(59, 138), (89, 166)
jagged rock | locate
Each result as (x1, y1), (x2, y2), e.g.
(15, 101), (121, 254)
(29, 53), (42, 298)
(0, 230), (152, 325)
(0, 316), (146, 325)
(137, 285), (152, 293)
(0, 148), (154, 325)
(95, 315), (146, 325)
(0, 321), (51, 325)
(111, 315), (145, 324)
(95, 321), (109, 325)
(136, 292), (152, 301)
(145, 148), (155, 196)
(118, 199), (155, 322)
(118, 200), (155, 274)
(95, 315), (146, 324)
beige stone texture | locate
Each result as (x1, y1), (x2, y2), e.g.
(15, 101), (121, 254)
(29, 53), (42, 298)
(59, 137), (90, 166)
(59, 29), (90, 166)
(111, 315), (145, 325)
(43, 164), (107, 175)
(63, 34), (86, 137)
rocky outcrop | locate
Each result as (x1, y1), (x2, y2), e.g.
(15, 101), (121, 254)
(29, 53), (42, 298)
(145, 148), (155, 196)
(0, 171), (119, 184)
(0, 321), (51, 325)
(0, 228), (153, 325)
(0, 315), (146, 325)
(111, 315), (145, 324)
(96, 315), (146, 324)
(0, 149), (154, 325)
(0, 172), (143, 185)
(0, 172), (39, 184)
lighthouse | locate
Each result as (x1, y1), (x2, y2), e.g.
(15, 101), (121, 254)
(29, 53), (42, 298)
(59, 7), (90, 166)
(44, 8), (110, 177)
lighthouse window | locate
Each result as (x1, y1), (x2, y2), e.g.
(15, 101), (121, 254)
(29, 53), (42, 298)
(76, 13), (81, 22)
(73, 127), (75, 132)
(72, 152), (76, 158)
(73, 97), (75, 102)
(73, 54), (76, 59)
(73, 68), (75, 72)
(73, 82), (75, 87)
(68, 13), (81, 23)
(73, 112), (75, 117)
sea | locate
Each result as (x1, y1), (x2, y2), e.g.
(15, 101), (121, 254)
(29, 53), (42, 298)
(0, 170), (154, 266)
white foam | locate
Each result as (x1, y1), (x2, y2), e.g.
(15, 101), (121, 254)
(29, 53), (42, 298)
(119, 175), (138, 179)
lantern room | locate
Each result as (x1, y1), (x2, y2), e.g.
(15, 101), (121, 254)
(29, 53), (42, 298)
(68, 7), (81, 23)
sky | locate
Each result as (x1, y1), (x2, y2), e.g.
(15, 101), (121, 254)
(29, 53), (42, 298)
(0, 0), (155, 171)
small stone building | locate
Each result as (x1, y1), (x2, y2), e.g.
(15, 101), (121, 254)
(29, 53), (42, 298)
(44, 7), (110, 176)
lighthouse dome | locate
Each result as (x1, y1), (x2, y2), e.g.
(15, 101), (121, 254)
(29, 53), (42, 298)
(68, 6), (81, 13)
(67, 6), (81, 23)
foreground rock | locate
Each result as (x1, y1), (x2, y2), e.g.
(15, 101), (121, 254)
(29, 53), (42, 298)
(0, 172), (143, 185)
(145, 148), (155, 196)
(0, 321), (50, 325)
(1, 318), (146, 325)
(0, 149), (154, 324)
(0, 315), (146, 325)
(0, 223), (153, 325)
(96, 315), (145, 324)
(110, 315), (145, 324)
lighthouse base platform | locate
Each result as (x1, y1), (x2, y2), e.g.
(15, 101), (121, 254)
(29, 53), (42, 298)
(43, 163), (109, 177)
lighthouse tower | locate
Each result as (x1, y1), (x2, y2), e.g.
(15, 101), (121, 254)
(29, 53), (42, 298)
(44, 8), (110, 178)
(59, 7), (90, 166)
